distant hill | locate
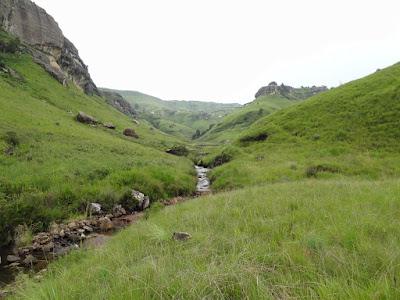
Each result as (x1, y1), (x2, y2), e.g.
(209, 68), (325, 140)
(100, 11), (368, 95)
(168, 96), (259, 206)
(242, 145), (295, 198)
(104, 89), (241, 140)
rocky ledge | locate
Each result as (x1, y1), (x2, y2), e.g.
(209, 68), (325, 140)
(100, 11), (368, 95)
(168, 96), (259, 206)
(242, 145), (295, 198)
(0, 0), (98, 95)
(255, 81), (328, 100)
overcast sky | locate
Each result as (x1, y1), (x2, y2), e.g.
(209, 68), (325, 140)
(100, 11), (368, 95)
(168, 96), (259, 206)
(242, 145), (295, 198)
(34, 0), (400, 103)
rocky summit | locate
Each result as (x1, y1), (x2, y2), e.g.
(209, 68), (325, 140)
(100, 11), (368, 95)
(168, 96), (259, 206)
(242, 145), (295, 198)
(255, 81), (328, 100)
(0, 0), (98, 95)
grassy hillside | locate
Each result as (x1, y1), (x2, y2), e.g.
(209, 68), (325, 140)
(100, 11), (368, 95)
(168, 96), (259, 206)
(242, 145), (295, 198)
(0, 50), (196, 245)
(202, 63), (400, 190)
(199, 95), (297, 144)
(111, 89), (241, 140)
(13, 179), (400, 299)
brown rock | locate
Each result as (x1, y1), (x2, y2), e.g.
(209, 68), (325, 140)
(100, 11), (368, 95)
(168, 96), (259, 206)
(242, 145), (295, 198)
(123, 128), (139, 138)
(98, 217), (114, 231)
(76, 112), (98, 125)
(6, 255), (20, 263)
(103, 123), (116, 130)
(173, 232), (192, 241)
(23, 255), (37, 266)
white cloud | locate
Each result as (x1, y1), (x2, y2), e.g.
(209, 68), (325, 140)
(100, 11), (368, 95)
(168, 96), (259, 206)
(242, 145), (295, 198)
(33, 0), (400, 103)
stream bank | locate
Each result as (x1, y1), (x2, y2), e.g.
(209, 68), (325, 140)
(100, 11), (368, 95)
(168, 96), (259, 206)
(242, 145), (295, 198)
(0, 166), (211, 296)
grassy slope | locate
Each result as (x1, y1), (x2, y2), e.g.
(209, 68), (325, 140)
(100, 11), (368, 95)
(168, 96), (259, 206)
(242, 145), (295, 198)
(0, 52), (196, 244)
(199, 95), (297, 144)
(14, 179), (400, 299)
(205, 63), (400, 190)
(114, 89), (241, 139)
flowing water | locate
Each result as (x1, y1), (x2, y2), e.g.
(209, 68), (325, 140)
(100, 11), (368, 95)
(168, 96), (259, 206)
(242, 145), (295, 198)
(195, 165), (211, 194)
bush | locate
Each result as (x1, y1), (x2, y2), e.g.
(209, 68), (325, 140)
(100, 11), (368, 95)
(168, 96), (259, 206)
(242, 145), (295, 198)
(240, 132), (268, 143)
(210, 152), (233, 168)
(166, 145), (189, 157)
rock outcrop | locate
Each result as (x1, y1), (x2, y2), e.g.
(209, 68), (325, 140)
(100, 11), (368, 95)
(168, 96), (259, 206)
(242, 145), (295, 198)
(0, 0), (98, 95)
(255, 82), (328, 100)
(99, 90), (137, 118)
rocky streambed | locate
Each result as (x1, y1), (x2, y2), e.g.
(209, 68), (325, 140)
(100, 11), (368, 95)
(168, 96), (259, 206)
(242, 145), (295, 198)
(195, 165), (211, 195)
(0, 166), (212, 296)
(0, 190), (150, 294)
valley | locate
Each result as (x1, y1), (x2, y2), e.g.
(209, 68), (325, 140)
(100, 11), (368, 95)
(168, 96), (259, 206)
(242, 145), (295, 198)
(0, 0), (399, 299)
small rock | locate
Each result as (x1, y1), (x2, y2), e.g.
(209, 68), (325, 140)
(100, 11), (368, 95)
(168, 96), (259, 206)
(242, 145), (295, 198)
(83, 225), (93, 233)
(113, 205), (126, 218)
(76, 112), (98, 125)
(98, 217), (114, 231)
(8, 262), (21, 269)
(123, 128), (139, 138)
(89, 203), (102, 215)
(67, 222), (79, 231)
(6, 255), (20, 263)
(103, 123), (116, 130)
(23, 254), (37, 266)
(173, 232), (192, 241)
(42, 242), (54, 253)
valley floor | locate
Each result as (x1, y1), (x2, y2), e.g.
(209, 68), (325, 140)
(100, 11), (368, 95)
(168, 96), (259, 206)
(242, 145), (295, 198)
(10, 178), (400, 299)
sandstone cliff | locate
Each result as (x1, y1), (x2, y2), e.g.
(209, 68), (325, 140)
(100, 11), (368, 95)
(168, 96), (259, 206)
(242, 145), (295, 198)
(0, 0), (98, 95)
(255, 82), (328, 100)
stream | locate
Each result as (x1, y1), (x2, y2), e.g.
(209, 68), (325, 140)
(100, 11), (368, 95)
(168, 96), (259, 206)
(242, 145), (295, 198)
(0, 166), (211, 295)
(195, 165), (211, 194)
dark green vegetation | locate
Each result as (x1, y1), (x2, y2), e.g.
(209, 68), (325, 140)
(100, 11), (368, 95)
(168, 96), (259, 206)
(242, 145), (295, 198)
(0, 44), (195, 245)
(202, 63), (400, 190)
(13, 180), (400, 299)
(108, 89), (241, 140)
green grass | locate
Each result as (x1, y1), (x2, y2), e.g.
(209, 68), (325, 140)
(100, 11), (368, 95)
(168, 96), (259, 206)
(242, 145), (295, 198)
(113, 89), (241, 139)
(12, 179), (400, 299)
(199, 95), (298, 144)
(202, 63), (400, 190)
(0, 51), (196, 245)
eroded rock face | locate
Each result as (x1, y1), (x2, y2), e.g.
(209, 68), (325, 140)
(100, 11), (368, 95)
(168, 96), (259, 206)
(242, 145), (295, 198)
(255, 82), (328, 100)
(0, 0), (98, 95)
(99, 90), (137, 118)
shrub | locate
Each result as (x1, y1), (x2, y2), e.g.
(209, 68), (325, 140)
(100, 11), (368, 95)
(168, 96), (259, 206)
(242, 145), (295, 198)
(240, 132), (268, 143)
(210, 152), (233, 168)
(166, 145), (189, 157)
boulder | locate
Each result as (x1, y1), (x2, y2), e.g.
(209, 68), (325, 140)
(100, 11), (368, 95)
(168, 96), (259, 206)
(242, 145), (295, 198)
(76, 112), (98, 125)
(132, 190), (150, 211)
(103, 123), (116, 130)
(173, 232), (192, 241)
(98, 217), (114, 231)
(89, 203), (102, 215)
(113, 205), (127, 218)
(123, 128), (139, 138)
(6, 255), (21, 263)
